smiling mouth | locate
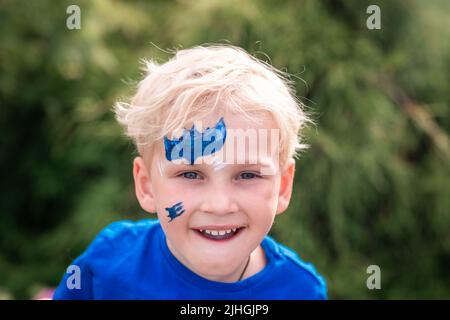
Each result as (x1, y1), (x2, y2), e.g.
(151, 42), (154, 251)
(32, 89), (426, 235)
(193, 227), (245, 241)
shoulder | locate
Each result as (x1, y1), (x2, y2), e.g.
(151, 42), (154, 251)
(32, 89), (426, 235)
(85, 219), (162, 259)
(262, 236), (328, 299)
(96, 219), (160, 241)
(53, 219), (162, 299)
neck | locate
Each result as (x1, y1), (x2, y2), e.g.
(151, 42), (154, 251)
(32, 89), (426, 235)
(166, 238), (267, 283)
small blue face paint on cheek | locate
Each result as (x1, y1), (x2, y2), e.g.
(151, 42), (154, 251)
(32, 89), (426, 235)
(163, 117), (227, 165)
(165, 201), (185, 222)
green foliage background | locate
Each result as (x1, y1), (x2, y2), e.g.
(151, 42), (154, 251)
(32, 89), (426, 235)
(1, 0), (449, 299)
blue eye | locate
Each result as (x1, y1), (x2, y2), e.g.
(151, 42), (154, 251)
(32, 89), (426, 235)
(181, 171), (199, 179)
(239, 172), (260, 180)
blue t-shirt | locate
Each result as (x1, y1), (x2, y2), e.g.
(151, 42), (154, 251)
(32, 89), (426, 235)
(53, 219), (327, 299)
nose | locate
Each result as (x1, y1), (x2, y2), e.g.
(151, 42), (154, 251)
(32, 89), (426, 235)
(199, 182), (239, 215)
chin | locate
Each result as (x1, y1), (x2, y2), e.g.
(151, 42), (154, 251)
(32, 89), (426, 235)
(192, 256), (238, 277)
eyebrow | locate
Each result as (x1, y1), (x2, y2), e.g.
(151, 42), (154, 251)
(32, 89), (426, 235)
(165, 161), (273, 170)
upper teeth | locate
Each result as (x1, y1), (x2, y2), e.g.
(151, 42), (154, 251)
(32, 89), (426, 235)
(200, 228), (237, 235)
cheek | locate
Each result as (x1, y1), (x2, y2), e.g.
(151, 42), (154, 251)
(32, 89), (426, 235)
(240, 180), (279, 202)
(237, 181), (280, 215)
(154, 185), (193, 226)
(156, 200), (190, 247)
(153, 174), (206, 226)
(154, 177), (189, 205)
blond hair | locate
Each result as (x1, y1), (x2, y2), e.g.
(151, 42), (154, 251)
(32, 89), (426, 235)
(114, 44), (313, 168)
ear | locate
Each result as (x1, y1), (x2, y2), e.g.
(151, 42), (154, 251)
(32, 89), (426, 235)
(133, 156), (156, 213)
(276, 158), (296, 215)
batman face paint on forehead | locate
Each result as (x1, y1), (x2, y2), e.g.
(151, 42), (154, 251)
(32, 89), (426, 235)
(163, 117), (227, 165)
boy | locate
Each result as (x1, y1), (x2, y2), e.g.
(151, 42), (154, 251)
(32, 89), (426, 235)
(53, 45), (327, 299)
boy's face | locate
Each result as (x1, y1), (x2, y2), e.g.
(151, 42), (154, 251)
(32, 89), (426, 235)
(133, 111), (296, 282)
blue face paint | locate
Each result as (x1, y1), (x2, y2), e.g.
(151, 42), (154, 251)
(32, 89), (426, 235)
(165, 201), (185, 222)
(164, 117), (227, 165)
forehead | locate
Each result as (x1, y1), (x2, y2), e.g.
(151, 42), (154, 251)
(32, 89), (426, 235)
(167, 110), (277, 134)
(158, 112), (280, 172)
